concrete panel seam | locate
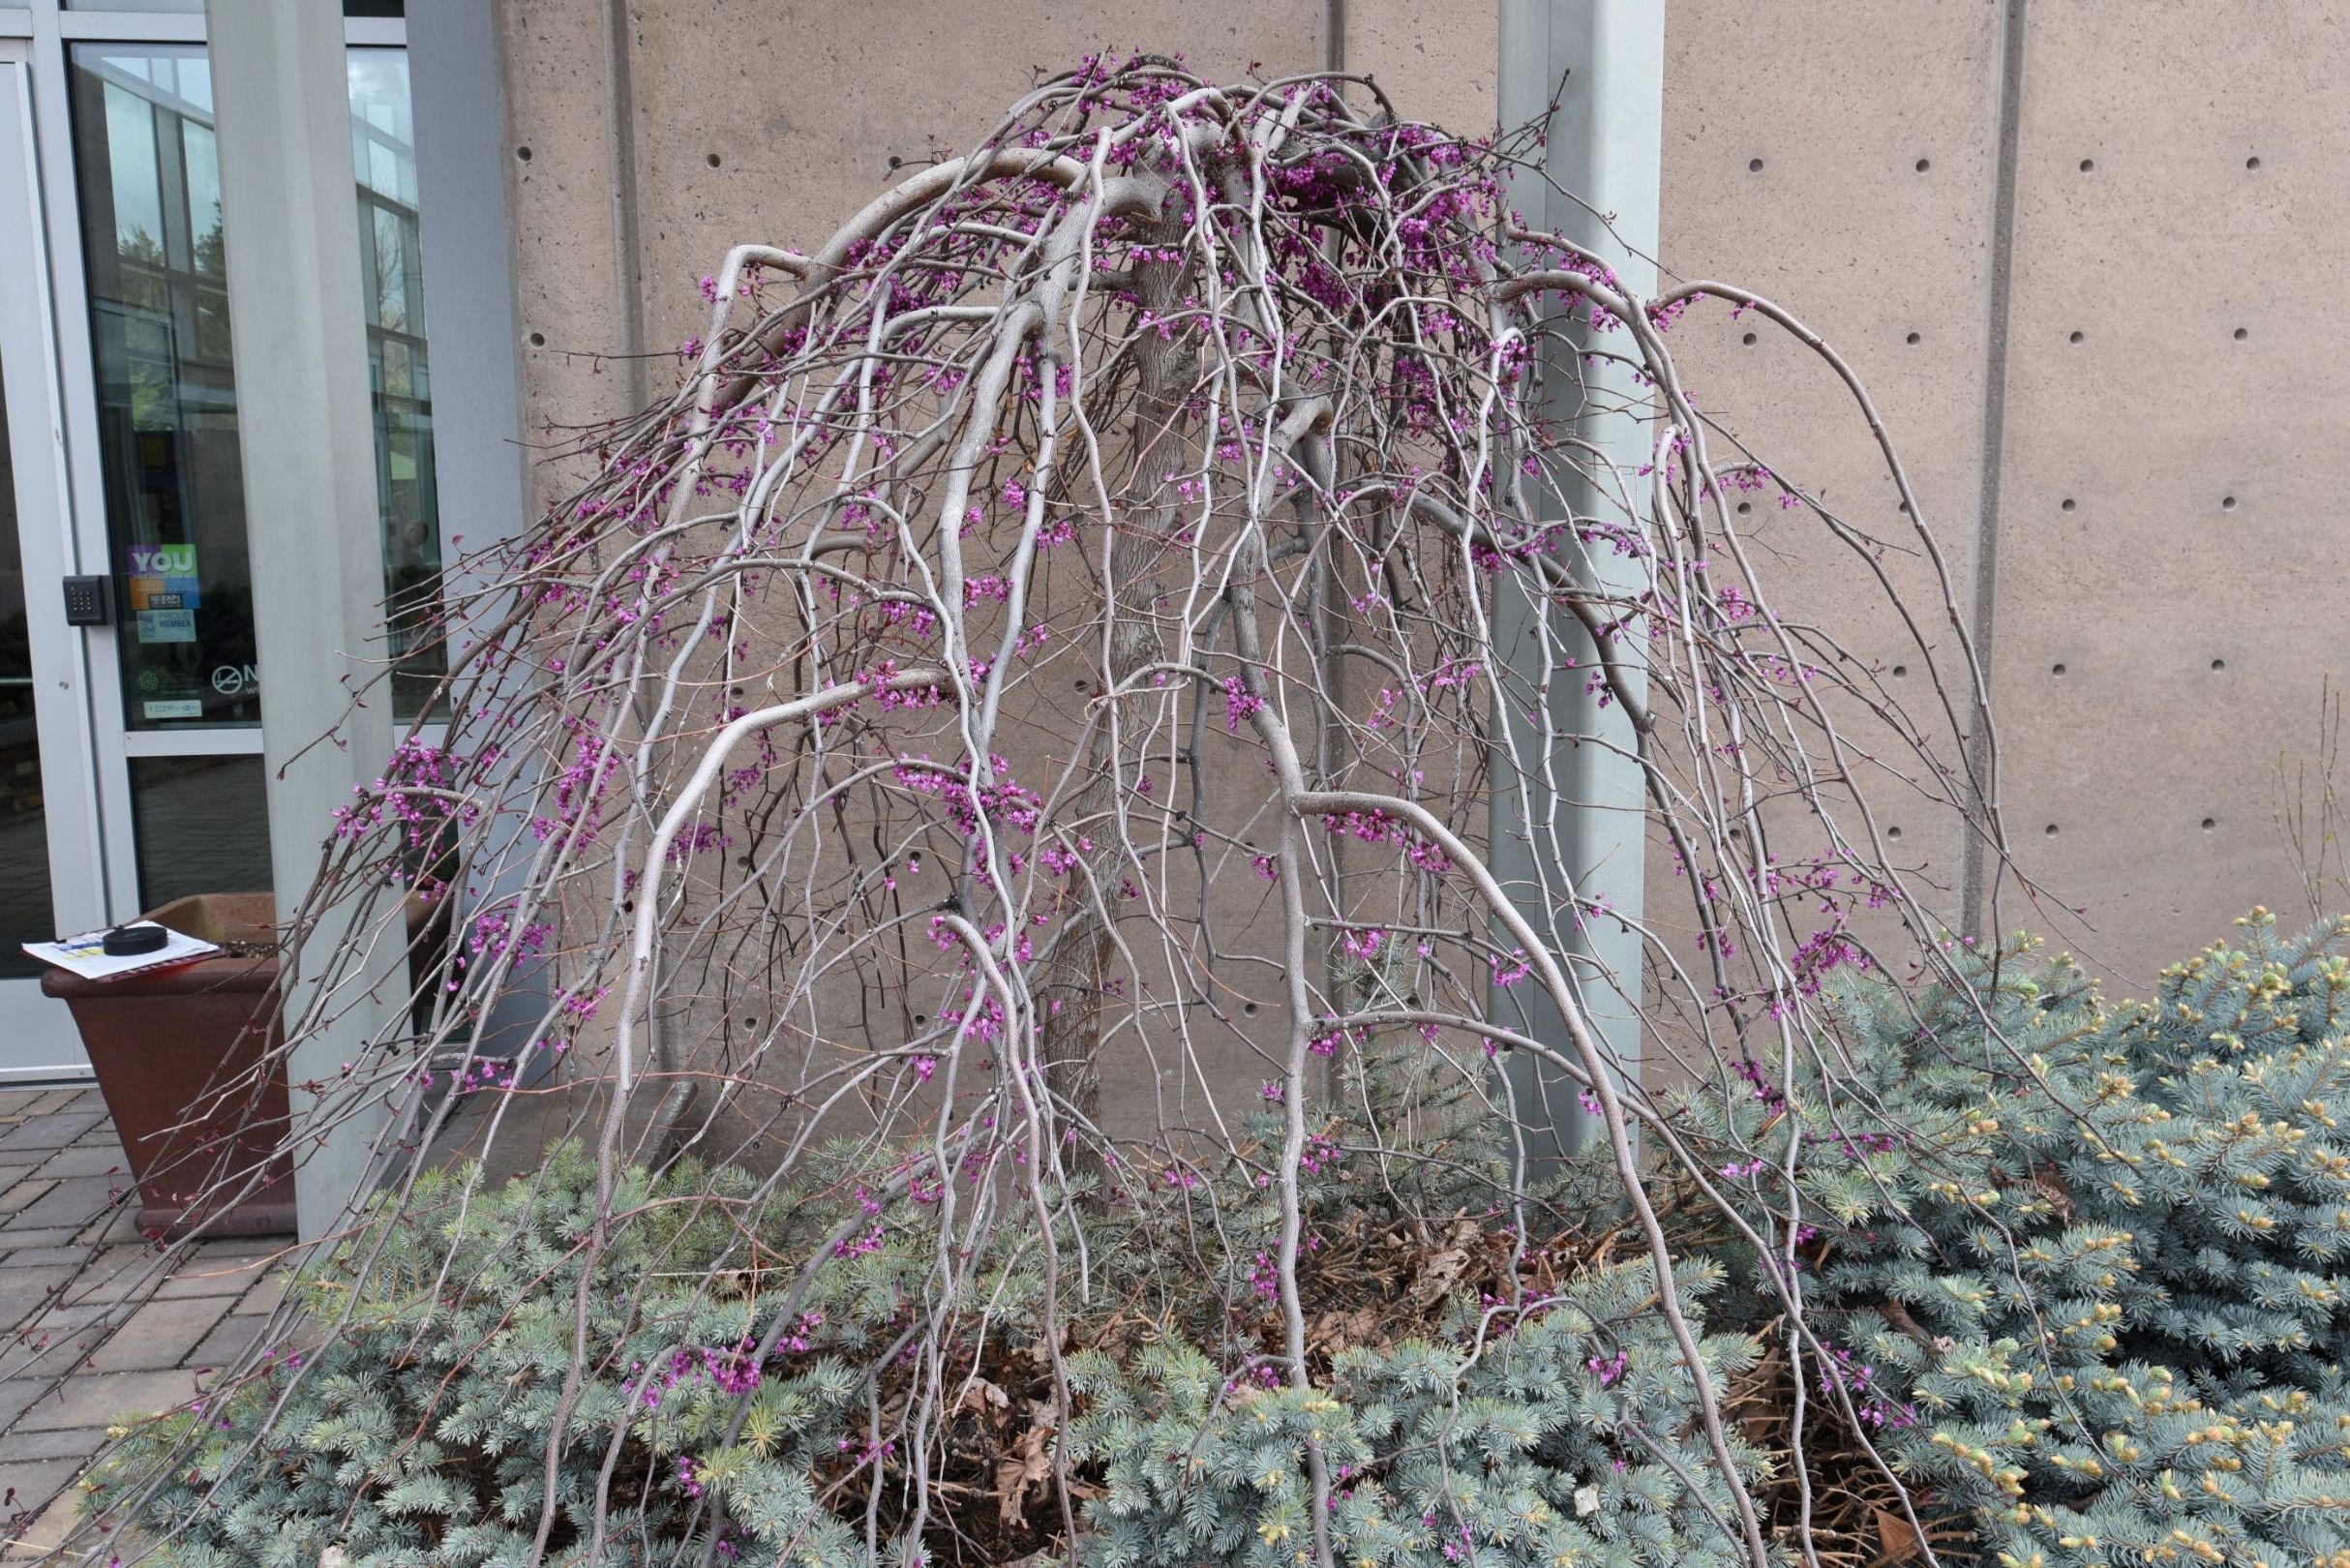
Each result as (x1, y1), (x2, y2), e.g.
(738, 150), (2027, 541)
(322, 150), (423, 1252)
(602, 0), (648, 410)
(1959, 0), (2029, 941)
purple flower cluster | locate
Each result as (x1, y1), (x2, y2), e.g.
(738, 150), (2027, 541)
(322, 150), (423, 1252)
(632, 1339), (764, 1412)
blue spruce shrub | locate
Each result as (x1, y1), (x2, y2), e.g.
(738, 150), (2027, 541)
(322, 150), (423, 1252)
(104, 912), (2350, 1568)
(1676, 910), (2350, 1568)
(91, 1147), (871, 1567)
(93, 1057), (1762, 1568)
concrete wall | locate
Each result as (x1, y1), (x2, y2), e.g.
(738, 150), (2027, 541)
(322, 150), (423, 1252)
(492, 0), (2345, 1001)
(1980, 2), (2350, 982)
(497, 0), (1492, 510)
(1660, 1), (2350, 990)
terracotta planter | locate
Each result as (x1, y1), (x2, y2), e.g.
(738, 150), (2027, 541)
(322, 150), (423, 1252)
(41, 892), (296, 1238)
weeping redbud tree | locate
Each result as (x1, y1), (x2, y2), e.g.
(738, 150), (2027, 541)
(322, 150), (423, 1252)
(85, 57), (2013, 1568)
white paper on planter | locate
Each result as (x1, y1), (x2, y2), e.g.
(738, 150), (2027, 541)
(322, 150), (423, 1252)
(21, 922), (224, 982)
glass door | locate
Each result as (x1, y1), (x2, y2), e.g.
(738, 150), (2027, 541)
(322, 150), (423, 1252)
(63, 38), (277, 911)
(0, 44), (106, 1080)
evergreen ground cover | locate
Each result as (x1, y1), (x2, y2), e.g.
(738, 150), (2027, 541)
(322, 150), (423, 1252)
(95, 911), (2350, 1568)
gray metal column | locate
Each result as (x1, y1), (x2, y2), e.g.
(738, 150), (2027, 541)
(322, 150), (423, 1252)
(207, 0), (400, 1240)
(407, 0), (556, 1070)
(1492, 0), (1663, 1161)
(407, 0), (527, 541)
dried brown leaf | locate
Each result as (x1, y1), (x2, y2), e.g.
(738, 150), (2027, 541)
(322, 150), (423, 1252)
(1870, 1505), (1923, 1565)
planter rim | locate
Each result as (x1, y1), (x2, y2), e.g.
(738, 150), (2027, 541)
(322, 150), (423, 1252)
(40, 954), (279, 1000)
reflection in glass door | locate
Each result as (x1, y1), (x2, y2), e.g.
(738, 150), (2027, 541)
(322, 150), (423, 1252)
(69, 45), (254, 733)
(0, 49), (105, 1079)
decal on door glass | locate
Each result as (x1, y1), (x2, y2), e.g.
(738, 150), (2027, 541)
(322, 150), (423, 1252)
(126, 543), (200, 645)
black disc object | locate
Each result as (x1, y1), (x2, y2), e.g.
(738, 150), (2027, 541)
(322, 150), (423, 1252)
(101, 923), (168, 956)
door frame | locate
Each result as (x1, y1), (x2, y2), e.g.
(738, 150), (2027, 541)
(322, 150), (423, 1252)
(0, 39), (107, 1079)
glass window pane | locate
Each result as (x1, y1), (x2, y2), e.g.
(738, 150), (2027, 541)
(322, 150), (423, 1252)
(0, 360), (56, 979)
(347, 46), (444, 718)
(128, 754), (271, 912)
(71, 44), (445, 731)
(181, 118), (223, 280)
(74, 45), (256, 731)
(101, 82), (163, 263)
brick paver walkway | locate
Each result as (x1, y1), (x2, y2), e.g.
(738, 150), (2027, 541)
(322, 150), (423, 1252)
(0, 1086), (288, 1560)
